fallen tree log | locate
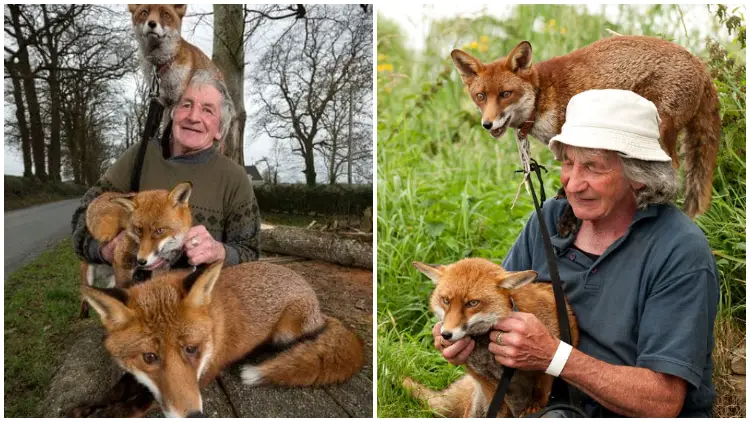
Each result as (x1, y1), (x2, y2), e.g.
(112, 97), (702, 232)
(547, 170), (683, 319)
(260, 225), (372, 269)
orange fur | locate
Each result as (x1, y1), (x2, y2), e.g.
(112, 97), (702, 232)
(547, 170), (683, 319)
(406, 258), (579, 417)
(74, 262), (364, 417)
(79, 182), (193, 317)
(452, 36), (720, 218)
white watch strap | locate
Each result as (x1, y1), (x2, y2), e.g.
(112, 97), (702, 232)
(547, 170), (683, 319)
(545, 340), (573, 377)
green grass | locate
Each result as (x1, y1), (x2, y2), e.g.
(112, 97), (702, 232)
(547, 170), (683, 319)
(4, 239), (81, 417)
(377, 4), (745, 417)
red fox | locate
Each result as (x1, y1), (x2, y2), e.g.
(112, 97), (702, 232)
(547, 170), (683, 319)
(404, 258), (578, 417)
(128, 4), (224, 107)
(79, 182), (193, 318)
(69, 261), (365, 418)
(451, 36), (721, 218)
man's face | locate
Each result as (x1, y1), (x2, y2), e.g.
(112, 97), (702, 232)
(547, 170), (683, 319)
(172, 84), (222, 153)
(560, 145), (635, 222)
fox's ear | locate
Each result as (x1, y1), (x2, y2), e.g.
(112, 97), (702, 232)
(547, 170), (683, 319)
(82, 286), (133, 329)
(184, 261), (223, 307)
(498, 270), (537, 290)
(507, 41), (533, 73)
(451, 49), (483, 85)
(413, 261), (444, 284)
(111, 196), (136, 213)
(128, 4), (139, 13)
(169, 182), (193, 207)
(173, 5), (187, 18)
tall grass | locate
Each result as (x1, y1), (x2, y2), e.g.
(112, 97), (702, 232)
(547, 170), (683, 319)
(377, 4), (745, 417)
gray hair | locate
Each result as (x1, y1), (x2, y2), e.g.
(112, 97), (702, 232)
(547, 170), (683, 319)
(171, 70), (235, 141)
(551, 143), (679, 209)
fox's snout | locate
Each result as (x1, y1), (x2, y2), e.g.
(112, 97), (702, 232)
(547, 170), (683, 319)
(482, 121), (493, 130)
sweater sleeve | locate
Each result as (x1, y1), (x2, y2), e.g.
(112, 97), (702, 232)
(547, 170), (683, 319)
(70, 145), (139, 263)
(221, 173), (261, 266)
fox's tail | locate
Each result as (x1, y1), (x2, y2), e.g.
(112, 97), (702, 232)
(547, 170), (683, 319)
(241, 316), (365, 387)
(682, 74), (721, 218)
(402, 375), (474, 418)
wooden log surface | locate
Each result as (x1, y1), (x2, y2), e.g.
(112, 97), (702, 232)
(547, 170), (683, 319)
(260, 224), (372, 269)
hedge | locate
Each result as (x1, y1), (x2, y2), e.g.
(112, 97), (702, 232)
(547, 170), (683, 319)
(254, 183), (372, 216)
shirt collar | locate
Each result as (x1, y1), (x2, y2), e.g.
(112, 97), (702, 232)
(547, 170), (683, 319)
(550, 204), (661, 252)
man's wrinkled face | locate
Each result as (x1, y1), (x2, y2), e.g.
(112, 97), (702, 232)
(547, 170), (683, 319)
(172, 84), (222, 154)
(560, 145), (635, 222)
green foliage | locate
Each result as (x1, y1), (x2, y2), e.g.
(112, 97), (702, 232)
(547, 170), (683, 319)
(377, 5), (745, 417)
(254, 183), (372, 217)
(4, 239), (81, 417)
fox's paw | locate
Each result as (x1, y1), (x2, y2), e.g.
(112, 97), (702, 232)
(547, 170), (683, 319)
(240, 365), (265, 387)
(65, 402), (114, 418)
(519, 406), (542, 418)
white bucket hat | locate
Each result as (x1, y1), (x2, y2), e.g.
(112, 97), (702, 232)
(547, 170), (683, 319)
(548, 89), (672, 162)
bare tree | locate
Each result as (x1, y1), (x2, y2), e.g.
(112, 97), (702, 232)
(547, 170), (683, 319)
(252, 5), (372, 186)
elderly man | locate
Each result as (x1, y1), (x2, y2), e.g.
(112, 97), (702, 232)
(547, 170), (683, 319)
(434, 89), (718, 417)
(72, 70), (260, 271)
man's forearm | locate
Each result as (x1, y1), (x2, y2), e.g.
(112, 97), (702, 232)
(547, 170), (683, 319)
(560, 348), (686, 417)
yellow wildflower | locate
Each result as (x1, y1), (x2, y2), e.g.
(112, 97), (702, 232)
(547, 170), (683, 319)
(470, 41), (479, 50)
(548, 19), (556, 29)
(561, 27), (567, 35)
(377, 63), (394, 73)
(480, 35), (489, 43)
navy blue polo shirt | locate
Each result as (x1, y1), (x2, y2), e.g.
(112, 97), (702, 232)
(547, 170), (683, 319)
(503, 198), (718, 417)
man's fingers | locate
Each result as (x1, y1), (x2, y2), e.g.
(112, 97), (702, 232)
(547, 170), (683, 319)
(454, 338), (475, 362)
(432, 322), (442, 338)
(493, 316), (526, 332)
(442, 337), (470, 359)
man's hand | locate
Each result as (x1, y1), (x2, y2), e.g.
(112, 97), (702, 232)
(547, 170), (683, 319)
(100, 231), (126, 264)
(433, 322), (475, 366)
(488, 312), (559, 371)
(184, 225), (226, 266)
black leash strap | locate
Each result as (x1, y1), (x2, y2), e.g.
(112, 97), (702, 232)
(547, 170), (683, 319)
(486, 160), (582, 417)
(130, 72), (164, 192)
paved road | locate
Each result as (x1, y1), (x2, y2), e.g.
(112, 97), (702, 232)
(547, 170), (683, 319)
(4, 199), (81, 278)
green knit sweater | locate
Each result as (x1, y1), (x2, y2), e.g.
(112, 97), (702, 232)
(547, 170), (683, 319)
(71, 139), (261, 267)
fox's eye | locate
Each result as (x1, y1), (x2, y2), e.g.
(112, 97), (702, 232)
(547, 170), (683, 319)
(500, 91), (512, 98)
(143, 352), (159, 364)
(161, 12), (169, 20)
(476, 93), (486, 101)
(442, 297), (450, 305)
(133, 227), (142, 236)
(184, 345), (199, 356)
(140, 9), (148, 17)
(466, 300), (480, 308)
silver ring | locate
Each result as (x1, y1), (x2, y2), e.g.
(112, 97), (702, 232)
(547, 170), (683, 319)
(191, 237), (199, 247)
(496, 332), (503, 345)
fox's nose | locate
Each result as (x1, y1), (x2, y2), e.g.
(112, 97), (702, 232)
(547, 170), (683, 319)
(482, 122), (492, 130)
(186, 411), (203, 418)
(137, 258), (147, 266)
(441, 332), (453, 340)
(148, 20), (157, 29)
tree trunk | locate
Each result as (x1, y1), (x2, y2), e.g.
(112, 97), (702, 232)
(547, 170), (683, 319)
(347, 85), (353, 184)
(260, 225), (372, 269)
(212, 4), (245, 166)
(8, 63), (34, 178)
(47, 53), (62, 182)
(9, 5), (48, 181)
(304, 144), (317, 186)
